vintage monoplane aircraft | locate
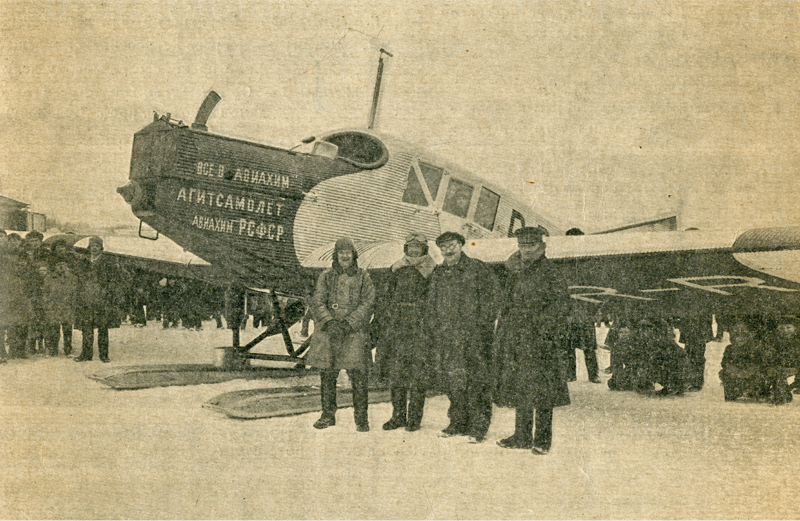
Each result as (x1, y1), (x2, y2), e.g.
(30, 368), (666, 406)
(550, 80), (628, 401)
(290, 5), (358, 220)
(113, 88), (800, 371)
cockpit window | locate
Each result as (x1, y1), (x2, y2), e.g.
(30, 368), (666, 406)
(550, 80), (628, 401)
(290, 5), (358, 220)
(418, 162), (444, 200)
(402, 166), (428, 207)
(321, 131), (389, 169)
(474, 187), (500, 230)
(442, 178), (474, 218)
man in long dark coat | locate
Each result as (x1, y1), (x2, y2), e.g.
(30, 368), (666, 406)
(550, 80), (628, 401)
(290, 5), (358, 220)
(380, 233), (437, 432)
(0, 231), (33, 359)
(494, 227), (571, 455)
(676, 314), (713, 391)
(563, 314), (601, 383)
(42, 260), (79, 356)
(22, 231), (50, 355)
(426, 231), (500, 443)
(561, 228), (600, 383)
(74, 237), (124, 362)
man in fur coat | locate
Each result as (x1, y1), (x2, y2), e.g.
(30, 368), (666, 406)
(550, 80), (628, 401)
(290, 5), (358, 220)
(307, 237), (375, 431)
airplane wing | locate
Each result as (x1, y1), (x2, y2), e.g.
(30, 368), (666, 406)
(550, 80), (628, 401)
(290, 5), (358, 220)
(44, 233), (233, 286)
(592, 213), (677, 234)
(301, 227), (800, 318)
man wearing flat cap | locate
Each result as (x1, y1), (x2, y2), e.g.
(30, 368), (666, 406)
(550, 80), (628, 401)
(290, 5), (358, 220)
(426, 231), (500, 443)
(493, 226), (571, 455)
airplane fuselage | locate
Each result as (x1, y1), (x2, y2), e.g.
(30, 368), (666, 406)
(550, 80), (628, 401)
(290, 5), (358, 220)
(119, 114), (560, 294)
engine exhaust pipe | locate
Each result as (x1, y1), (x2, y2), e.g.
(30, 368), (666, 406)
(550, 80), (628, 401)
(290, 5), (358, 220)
(192, 91), (221, 131)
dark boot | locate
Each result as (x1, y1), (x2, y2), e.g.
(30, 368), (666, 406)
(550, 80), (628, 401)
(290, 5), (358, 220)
(467, 379), (493, 442)
(314, 370), (338, 429)
(45, 324), (60, 357)
(497, 407), (534, 449)
(25, 331), (36, 356)
(405, 387), (426, 431)
(62, 324), (73, 356)
(7, 326), (27, 359)
(75, 328), (94, 361)
(383, 386), (407, 430)
(564, 346), (577, 381)
(441, 390), (469, 436)
(98, 327), (110, 362)
(585, 346), (601, 383)
(533, 408), (553, 453)
(771, 375), (793, 405)
(349, 369), (369, 432)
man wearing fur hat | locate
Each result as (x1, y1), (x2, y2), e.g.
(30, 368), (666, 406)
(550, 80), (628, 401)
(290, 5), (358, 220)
(74, 236), (124, 362)
(307, 237), (375, 431)
(493, 226), (570, 455)
(379, 233), (437, 432)
(426, 231), (500, 443)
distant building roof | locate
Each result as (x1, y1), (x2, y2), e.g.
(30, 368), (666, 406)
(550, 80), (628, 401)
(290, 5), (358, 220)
(0, 195), (29, 210)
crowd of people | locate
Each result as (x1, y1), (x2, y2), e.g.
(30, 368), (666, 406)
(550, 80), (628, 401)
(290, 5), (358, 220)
(0, 230), (233, 363)
(307, 228), (800, 456)
(603, 313), (799, 405)
(717, 315), (799, 404)
(3, 227), (798, 456)
(0, 230), (118, 361)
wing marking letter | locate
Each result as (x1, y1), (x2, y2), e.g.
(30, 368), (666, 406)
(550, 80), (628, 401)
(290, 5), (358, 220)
(667, 276), (799, 296)
(569, 286), (655, 304)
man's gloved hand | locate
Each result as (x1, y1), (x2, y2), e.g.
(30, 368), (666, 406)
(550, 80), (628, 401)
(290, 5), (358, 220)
(339, 320), (353, 336)
(324, 319), (352, 343)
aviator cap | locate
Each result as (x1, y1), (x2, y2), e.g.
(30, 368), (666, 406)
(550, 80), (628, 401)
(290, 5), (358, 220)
(88, 236), (104, 250)
(405, 233), (428, 246)
(334, 237), (356, 252)
(404, 233), (429, 256)
(333, 237), (358, 269)
(334, 237), (358, 260)
(514, 226), (547, 245)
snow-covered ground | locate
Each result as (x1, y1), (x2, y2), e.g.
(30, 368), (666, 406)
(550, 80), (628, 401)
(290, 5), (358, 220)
(1, 321), (798, 519)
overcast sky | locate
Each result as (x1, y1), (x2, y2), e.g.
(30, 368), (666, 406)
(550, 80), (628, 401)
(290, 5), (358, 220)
(1, 0), (798, 233)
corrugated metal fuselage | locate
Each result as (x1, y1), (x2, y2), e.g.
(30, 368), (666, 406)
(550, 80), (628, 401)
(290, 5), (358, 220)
(120, 117), (558, 295)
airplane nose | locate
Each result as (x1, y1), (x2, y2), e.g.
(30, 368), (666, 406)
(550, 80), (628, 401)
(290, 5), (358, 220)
(117, 181), (142, 207)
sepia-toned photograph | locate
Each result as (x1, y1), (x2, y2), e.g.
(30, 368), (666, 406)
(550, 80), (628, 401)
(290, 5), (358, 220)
(1, 1), (799, 518)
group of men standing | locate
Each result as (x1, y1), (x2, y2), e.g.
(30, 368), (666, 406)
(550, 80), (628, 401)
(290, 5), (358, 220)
(306, 227), (570, 456)
(0, 230), (123, 363)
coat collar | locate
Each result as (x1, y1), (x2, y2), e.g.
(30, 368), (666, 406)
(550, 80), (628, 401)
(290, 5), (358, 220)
(391, 254), (437, 278)
(505, 250), (547, 272)
(332, 264), (359, 277)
